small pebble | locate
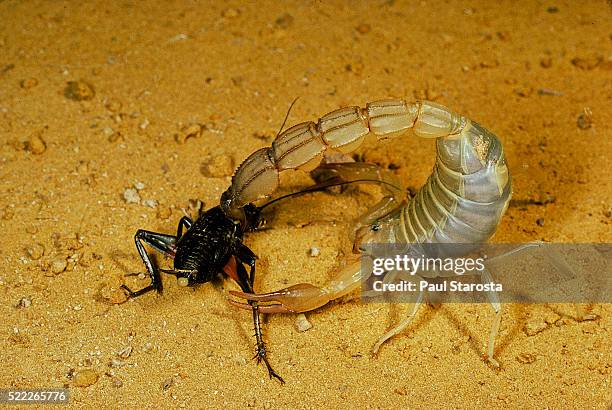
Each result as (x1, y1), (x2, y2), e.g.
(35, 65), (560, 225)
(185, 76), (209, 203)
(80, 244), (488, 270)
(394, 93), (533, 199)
(142, 199), (158, 208)
(105, 100), (122, 112)
(513, 86), (533, 98)
(295, 314), (313, 332)
(134, 181), (145, 190)
(123, 188), (141, 204)
(579, 313), (598, 322)
(222, 7), (240, 18)
(64, 80), (95, 101)
(1, 206), (15, 220)
(516, 352), (536, 364)
(73, 369), (99, 387)
(576, 108), (593, 130)
(234, 354), (247, 366)
(117, 346), (132, 359)
(17, 297), (32, 308)
(99, 285), (128, 305)
(536, 217), (545, 226)
(112, 377), (123, 388)
(524, 319), (548, 336)
(275, 13), (294, 29)
(26, 243), (44, 260)
(571, 55), (602, 70)
(581, 322), (598, 334)
(139, 118), (150, 130)
(356, 23), (371, 34)
(102, 127), (114, 137)
(156, 207), (172, 220)
(26, 131), (46, 155)
(162, 377), (174, 391)
(394, 387), (407, 396)
(108, 131), (123, 143)
(20, 78), (38, 89)
(110, 358), (123, 368)
(540, 56), (552, 68)
(50, 257), (67, 274)
(309, 247), (320, 257)
(201, 155), (234, 178)
(176, 123), (202, 144)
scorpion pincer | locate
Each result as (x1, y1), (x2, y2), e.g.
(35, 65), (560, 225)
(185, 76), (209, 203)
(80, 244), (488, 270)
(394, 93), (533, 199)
(223, 99), (513, 367)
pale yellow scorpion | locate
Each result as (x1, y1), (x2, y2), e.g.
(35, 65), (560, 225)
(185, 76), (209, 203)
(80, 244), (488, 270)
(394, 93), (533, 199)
(221, 99), (512, 367)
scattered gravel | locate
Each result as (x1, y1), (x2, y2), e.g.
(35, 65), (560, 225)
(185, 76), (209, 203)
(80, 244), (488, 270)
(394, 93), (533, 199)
(309, 247), (320, 257)
(117, 346), (133, 359)
(17, 297), (32, 308)
(20, 78), (38, 89)
(176, 123), (202, 144)
(50, 257), (67, 274)
(72, 369), (99, 387)
(64, 80), (95, 101)
(516, 352), (537, 364)
(26, 243), (44, 260)
(123, 188), (141, 204)
(27, 131), (46, 155)
(524, 319), (548, 336)
(142, 199), (158, 208)
(295, 314), (313, 332)
(201, 155), (234, 178)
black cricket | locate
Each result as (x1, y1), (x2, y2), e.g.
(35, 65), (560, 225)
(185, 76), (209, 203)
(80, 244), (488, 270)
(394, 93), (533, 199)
(121, 203), (286, 383)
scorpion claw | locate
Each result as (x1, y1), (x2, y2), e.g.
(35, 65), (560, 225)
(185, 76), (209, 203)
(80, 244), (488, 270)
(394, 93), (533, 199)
(229, 283), (331, 314)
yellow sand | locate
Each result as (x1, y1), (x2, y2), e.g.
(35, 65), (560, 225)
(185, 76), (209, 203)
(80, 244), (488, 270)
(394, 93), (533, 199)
(0, 1), (610, 408)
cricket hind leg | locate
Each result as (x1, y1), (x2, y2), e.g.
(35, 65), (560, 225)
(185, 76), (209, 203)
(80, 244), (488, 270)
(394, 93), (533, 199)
(233, 244), (285, 384)
(121, 230), (177, 298)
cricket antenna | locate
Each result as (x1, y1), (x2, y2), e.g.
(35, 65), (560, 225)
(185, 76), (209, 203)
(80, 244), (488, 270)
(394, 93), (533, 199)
(258, 177), (403, 212)
(275, 97), (300, 138)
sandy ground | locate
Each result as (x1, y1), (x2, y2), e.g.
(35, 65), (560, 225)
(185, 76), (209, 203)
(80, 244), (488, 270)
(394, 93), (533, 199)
(0, 1), (610, 408)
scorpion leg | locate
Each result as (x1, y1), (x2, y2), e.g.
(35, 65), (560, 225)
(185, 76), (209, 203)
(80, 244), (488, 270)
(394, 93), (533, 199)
(231, 244), (285, 383)
(480, 266), (502, 368)
(121, 230), (177, 298)
(371, 282), (425, 355)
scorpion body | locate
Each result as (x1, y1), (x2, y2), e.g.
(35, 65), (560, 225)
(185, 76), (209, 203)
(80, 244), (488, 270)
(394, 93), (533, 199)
(226, 100), (512, 366)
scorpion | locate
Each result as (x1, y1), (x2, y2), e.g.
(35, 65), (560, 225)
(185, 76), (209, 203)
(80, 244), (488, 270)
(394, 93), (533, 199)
(222, 99), (516, 367)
